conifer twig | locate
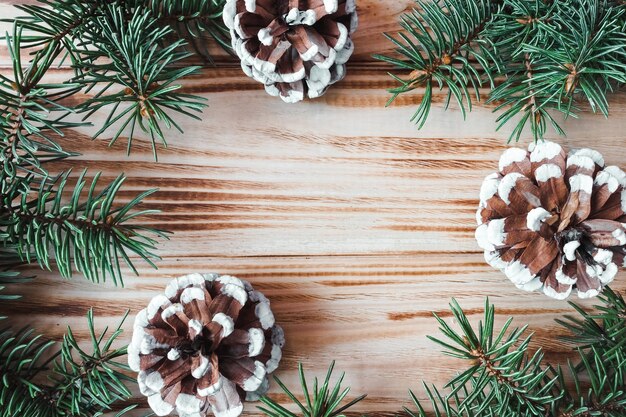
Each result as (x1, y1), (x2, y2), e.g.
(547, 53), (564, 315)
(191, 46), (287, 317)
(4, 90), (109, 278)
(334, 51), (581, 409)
(379, 0), (626, 142)
(0, 309), (136, 417)
(259, 361), (367, 417)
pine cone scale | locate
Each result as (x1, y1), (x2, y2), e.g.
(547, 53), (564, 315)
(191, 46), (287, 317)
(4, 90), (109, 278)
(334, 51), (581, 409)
(477, 142), (626, 299)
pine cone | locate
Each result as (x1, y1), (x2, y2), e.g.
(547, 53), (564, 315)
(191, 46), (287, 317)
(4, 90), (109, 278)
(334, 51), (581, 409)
(476, 141), (626, 299)
(128, 273), (285, 417)
(223, 0), (358, 103)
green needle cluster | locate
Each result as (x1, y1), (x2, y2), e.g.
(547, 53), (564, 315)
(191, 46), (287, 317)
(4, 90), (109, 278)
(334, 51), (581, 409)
(377, 0), (626, 142)
(0, 310), (136, 417)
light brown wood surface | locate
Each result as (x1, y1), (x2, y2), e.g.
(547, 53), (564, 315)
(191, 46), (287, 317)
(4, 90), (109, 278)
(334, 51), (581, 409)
(1, 1), (626, 416)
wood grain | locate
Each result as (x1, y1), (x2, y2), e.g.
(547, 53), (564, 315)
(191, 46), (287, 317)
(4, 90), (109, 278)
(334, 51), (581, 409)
(0, 2), (626, 416)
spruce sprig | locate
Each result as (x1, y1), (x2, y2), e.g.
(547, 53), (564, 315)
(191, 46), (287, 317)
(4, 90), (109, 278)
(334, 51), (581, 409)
(0, 25), (82, 177)
(141, 0), (231, 63)
(0, 169), (167, 286)
(378, 0), (626, 142)
(374, 0), (498, 129)
(8, 0), (219, 160)
(259, 361), (367, 417)
(557, 287), (626, 369)
(0, 309), (136, 417)
(74, 5), (207, 158)
(406, 294), (626, 417)
(555, 347), (626, 417)
(410, 298), (560, 417)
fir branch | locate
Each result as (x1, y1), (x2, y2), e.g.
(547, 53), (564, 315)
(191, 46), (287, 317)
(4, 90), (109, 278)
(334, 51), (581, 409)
(10, 0), (100, 54)
(0, 25), (82, 177)
(259, 361), (367, 417)
(0, 169), (169, 286)
(486, 1), (569, 142)
(555, 348), (626, 417)
(379, 0), (626, 142)
(142, 0), (232, 63)
(406, 293), (626, 417)
(375, 0), (498, 128)
(0, 246), (31, 311)
(0, 309), (136, 417)
(73, 4), (207, 159)
(557, 287), (626, 370)
(8, 0), (214, 161)
(408, 298), (560, 417)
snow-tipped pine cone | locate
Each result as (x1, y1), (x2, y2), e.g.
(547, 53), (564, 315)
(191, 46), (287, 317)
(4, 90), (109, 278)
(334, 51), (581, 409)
(128, 273), (284, 417)
(476, 141), (625, 299)
(223, 0), (358, 103)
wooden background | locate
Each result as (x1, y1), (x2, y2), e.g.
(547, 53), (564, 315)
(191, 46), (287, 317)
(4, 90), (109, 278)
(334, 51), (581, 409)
(1, 1), (626, 415)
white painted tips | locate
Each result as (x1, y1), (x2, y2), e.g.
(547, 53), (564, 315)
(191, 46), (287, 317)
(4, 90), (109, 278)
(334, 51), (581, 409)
(212, 312), (235, 338)
(161, 303), (184, 321)
(599, 263), (618, 284)
(145, 371), (165, 392)
(563, 241), (581, 261)
(189, 319), (204, 337)
(127, 344), (141, 372)
(529, 140), (562, 162)
(504, 260), (535, 285)
(242, 361), (267, 391)
(577, 288), (601, 299)
(147, 294), (171, 319)
(324, 0), (339, 13)
(217, 275), (248, 305)
(248, 328), (265, 356)
(475, 224), (494, 251)
(534, 164), (562, 182)
(543, 284), (572, 300)
(479, 173), (500, 203)
(604, 166), (626, 186)
(556, 265), (576, 285)
(148, 393), (175, 416)
(526, 207), (551, 232)
(566, 154), (595, 170)
(612, 228), (626, 245)
(198, 376), (223, 397)
(516, 277), (543, 292)
(484, 250), (507, 270)
(167, 348), (181, 361)
(181, 287), (205, 304)
(176, 393), (203, 414)
(258, 28), (273, 46)
(595, 170), (620, 192)
(570, 148), (604, 167)
(244, 0), (256, 12)
(255, 301), (276, 329)
(569, 174), (593, 193)
(593, 249), (613, 265)
(285, 8), (317, 25)
(486, 218), (506, 246)
(498, 173), (524, 205)
(499, 147), (527, 172)
(192, 355), (210, 379)
(165, 273), (205, 299)
(213, 403), (244, 417)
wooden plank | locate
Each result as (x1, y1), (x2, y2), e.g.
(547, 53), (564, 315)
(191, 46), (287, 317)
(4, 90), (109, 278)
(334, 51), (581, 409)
(2, 66), (625, 415)
(0, 2), (625, 415)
